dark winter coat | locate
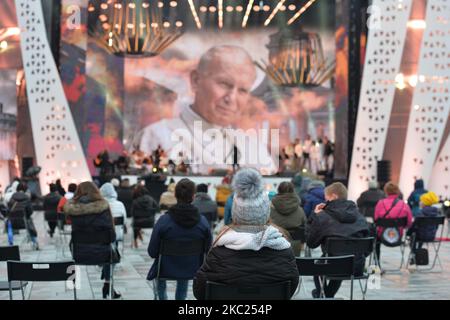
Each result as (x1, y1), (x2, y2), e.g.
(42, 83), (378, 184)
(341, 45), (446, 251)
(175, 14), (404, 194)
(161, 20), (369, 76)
(193, 246), (299, 300)
(64, 197), (116, 265)
(407, 180), (428, 217)
(147, 203), (212, 281)
(8, 192), (33, 218)
(192, 192), (218, 224)
(43, 192), (62, 221)
(117, 186), (134, 218)
(412, 206), (440, 242)
(306, 199), (370, 274)
(131, 194), (159, 228)
(357, 188), (385, 218)
(7, 192), (33, 230)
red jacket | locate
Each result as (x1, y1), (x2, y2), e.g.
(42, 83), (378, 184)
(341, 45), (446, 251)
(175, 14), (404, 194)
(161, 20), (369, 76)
(374, 195), (413, 238)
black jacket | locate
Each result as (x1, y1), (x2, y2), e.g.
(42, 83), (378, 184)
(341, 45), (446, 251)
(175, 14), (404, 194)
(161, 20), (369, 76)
(193, 246), (299, 300)
(306, 200), (369, 250)
(64, 197), (116, 265)
(357, 188), (385, 218)
(8, 192), (33, 219)
(131, 194), (159, 228)
(117, 186), (134, 218)
(43, 192), (62, 221)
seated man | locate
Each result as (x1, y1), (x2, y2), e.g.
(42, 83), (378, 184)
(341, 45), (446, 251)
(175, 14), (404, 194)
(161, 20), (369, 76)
(306, 182), (369, 298)
(147, 179), (212, 300)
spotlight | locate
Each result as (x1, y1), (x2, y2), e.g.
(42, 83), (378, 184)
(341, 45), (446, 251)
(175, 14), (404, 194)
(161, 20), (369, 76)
(152, 167), (158, 173)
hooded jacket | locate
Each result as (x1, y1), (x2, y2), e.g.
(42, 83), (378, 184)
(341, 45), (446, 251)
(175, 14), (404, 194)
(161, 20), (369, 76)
(270, 193), (306, 231)
(303, 186), (325, 218)
(100, 183), (127, 241)
(8, 191), (33, 219)
(117, 186), (134, 218)
(306, 199), (369, 250)
(131, 194), (158, 228)
(192, 192), (218, 223)
(407, 180), (428, 217)
(147, 203), (212, 280)
(412, 206), (440, 241)
(64, 196), (116, 265)
(43, 191), (62, 221)
(357, 188), (386, 218)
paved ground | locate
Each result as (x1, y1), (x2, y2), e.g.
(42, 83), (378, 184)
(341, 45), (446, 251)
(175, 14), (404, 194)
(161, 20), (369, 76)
(1, 211), (449, 300)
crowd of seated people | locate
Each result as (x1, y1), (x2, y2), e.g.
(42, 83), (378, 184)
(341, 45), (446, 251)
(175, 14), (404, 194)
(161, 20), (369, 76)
(0, 170), (447, 300)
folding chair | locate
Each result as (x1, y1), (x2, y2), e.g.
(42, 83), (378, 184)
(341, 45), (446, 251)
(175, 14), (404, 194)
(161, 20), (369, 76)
(325, 237), (375, 300)
(6, 209), (32, 247)
(71, 229), (115, 300)
(206, 281), (291, 300)
(7, 260), (76, 300)
(375, 217), (408, 272)
(153, 239), (206, 300)
(296, 255), (355, 300)
(0, 246), (27, 299)
(113, 216), (126, 256)
(406, 216), (445, 272)
(287, 226), (307, 257)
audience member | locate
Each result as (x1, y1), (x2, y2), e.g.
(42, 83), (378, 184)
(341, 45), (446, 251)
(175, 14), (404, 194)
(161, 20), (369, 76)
(407, 179), (428, 217)
(117, 179), (134, 218)
(63, 181), (120, 299)
(147, 179), (212, 300)
(374, 182), (413, 264)
(100, 182), (127, 242)
(270, 182), (306, 256)
(131, 185), (159, 248)
(159, 182), (177, 210)
(192, 184), (218, 227)
(357, 181), (385, 219)
(303, 180), (325, 218)
(43, 183), (62, 238)
(194, 168), (299, 300)
(306, 182), (369, 298)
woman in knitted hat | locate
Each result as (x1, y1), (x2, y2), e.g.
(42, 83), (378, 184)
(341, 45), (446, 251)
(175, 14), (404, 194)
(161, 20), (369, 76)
(408, 191), (441, 265)
(193, 168), (299, 300)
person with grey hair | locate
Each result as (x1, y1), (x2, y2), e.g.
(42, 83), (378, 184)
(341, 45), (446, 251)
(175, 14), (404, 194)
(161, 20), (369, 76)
(193, 168), (299, 300)
(356, 181), (385, 220)
(134, 45), (277, 175)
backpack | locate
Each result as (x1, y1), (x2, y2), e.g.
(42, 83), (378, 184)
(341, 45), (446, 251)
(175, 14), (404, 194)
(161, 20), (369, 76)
(379, 198), (403, 247)
(415, 248), (429, 266)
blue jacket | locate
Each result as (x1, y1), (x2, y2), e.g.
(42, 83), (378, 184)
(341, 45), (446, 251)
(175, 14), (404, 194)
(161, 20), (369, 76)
(303, 187), (325, 218)
(147, 204), (212, 280)
(414, 206), (439, 242)
(224, 194), (234, 226)
(407, 180), (427, 217)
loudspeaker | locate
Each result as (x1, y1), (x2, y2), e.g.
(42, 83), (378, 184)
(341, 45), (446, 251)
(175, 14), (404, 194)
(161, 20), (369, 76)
(377, 160), (391, 184)
(22, 157), (34, 177)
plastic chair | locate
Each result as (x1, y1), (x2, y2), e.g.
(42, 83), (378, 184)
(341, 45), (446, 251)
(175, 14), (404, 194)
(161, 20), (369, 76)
(7, 260), (76, 300)
(0, 246), (27, 299)
(296, 255), (355, 300)
(325, 237), (375, 299)
(206, 281), (291, 300)
(406, 216), (445, 272)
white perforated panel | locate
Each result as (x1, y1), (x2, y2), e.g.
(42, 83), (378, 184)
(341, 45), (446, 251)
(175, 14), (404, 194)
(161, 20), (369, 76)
(15, 0), (91, 192)
(399, 0), (450, 197)
(348, 0), (412, 200)
(429, 135), (450, 200)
